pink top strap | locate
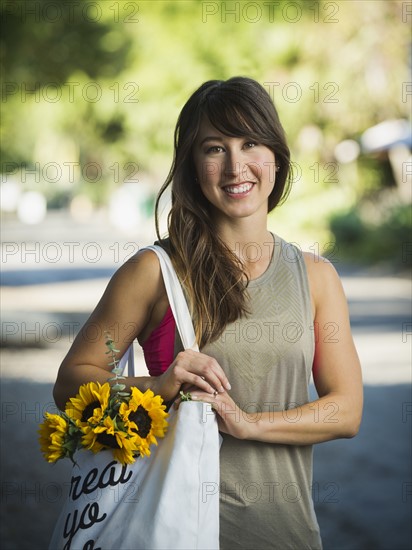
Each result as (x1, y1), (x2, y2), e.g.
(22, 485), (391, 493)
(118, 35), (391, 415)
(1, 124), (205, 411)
(141, 306), (176, 376)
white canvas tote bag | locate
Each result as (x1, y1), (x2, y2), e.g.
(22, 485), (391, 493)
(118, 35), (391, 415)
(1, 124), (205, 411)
(48, 245), (220, 550)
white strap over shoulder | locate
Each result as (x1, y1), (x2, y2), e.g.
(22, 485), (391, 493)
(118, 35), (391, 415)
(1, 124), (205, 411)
(145, 244), (199, 352)
(118, 244), (199, 377)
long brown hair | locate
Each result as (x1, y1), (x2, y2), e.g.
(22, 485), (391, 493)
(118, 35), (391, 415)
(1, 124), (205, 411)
(155, 77), (292, 347)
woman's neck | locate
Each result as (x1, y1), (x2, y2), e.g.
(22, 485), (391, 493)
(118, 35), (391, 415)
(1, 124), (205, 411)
(215, 219), (275, 279)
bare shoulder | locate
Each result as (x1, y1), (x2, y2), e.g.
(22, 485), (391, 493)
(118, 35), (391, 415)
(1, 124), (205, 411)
(100, 247), (166, 312)
(302, 251), (346, 311)
(113, 247), (162, 285)
(123, 246), (162, 270)
(302, 251), (340, 280)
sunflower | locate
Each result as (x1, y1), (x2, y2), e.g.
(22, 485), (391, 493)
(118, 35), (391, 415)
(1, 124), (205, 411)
(66, 381), (110, 427)
(38, 413), (69, 463)
(81, 424), (106, 454)
(112, 436), (139, 465)
(82, 416), (139, 465)
(119, 387), (168, 457)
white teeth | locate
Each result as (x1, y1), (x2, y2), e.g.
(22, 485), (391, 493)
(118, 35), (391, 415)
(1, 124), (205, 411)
(223, 183), (253, 194)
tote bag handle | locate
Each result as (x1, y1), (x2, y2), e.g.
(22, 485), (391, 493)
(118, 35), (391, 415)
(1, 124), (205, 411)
(118, 244), (198, 377)
(146, 245), (199, 353)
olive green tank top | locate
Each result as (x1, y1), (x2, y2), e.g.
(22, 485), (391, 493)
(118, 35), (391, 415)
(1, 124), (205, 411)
(202, 235), (322, 550)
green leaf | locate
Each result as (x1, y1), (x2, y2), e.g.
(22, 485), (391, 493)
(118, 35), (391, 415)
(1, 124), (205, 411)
(179, 390), (192, 402)
(108, 378), (125, 386)
(112, 384), (126, 392)
(67, 424), (81, 437)
(116, 419), (126, 431)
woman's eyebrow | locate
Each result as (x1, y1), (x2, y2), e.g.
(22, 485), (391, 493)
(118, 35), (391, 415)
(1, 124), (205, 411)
(199, 136), (224, 146)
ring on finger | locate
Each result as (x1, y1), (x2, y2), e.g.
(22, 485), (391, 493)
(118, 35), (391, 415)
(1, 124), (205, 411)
(213, 390), (218, 398)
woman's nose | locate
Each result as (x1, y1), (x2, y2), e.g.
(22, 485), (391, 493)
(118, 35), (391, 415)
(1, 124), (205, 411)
(224, 150), (241, 178)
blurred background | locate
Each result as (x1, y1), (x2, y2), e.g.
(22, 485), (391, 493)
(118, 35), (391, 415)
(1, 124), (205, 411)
(1, 1), (411, 549)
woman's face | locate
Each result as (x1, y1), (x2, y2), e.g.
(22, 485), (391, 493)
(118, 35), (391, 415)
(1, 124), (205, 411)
(192, 117), (277, 223)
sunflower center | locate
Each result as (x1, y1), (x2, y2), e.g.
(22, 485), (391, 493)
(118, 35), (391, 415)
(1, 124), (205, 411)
(129, 405), (152, 439)
(96, 433), (120, 449)
(81, 400), (101, 423)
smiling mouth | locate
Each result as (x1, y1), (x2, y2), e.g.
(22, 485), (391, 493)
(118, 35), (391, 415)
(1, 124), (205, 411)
(222, 182), (254, 195)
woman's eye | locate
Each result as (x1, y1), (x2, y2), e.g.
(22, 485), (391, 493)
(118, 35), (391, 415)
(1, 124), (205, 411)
(244, 141), (258, 149)
(206, 145), (224, 154)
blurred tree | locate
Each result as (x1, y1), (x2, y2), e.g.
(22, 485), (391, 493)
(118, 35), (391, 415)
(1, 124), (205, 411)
(0, 0), (410, 263)
(0, 0), (132, 89)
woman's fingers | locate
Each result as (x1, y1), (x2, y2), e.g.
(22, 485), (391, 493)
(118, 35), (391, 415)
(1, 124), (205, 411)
(157, 350), (231, 402)
(185, 390), (246, 438)
(174, 368), (215, 395)
(173, 389), (247, 440)
(171, 350), (231, 394)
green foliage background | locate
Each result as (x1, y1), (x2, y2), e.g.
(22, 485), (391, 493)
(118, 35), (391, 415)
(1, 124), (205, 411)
(1, 0), (410, 265)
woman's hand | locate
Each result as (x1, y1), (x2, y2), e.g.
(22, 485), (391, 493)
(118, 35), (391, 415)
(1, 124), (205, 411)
(152, 349), (231, 403)
(174, 387), (253, 440)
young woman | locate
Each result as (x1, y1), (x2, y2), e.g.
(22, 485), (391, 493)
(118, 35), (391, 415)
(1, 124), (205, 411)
(54, 77), (363, 549)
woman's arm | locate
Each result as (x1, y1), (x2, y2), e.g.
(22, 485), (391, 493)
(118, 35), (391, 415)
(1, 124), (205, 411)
(188, 254), (363, 445)
(53, 249), (165, 409)
(54, 249), (231, 410)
